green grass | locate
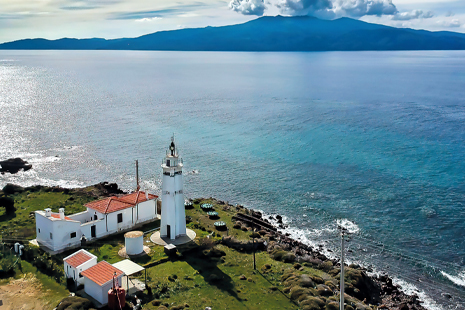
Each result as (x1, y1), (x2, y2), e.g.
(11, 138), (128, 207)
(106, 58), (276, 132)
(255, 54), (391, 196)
(0, 188), (94, 240)
(139, 244), (299, 310)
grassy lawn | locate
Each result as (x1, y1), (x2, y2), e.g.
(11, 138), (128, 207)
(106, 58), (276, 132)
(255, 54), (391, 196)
(0, 187), (94, 240)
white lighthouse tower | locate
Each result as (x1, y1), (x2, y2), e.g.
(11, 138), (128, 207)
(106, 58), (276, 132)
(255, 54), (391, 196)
(160, 137), (186, 240)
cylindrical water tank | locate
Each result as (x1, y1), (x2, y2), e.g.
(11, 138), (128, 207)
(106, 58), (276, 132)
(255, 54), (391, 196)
(124, 231), (144, 255)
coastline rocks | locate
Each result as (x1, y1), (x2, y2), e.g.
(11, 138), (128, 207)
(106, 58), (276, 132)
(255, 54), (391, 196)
(0, 158), (32, 174)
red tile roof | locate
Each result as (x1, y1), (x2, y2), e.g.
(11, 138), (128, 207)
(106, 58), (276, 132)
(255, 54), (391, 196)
(85, 191), (158, 214)
(64, 250), (93, 268)
(81, 261), (124, 286)
(51, 213), (73, 221)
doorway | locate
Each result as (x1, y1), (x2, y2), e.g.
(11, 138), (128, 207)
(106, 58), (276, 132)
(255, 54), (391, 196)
(167, 225), (171, 239)
(91, 225), (96, 238)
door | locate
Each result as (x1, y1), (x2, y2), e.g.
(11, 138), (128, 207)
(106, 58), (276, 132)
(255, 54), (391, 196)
(167, 225), (171, 239)
(91, 225), (96, 238)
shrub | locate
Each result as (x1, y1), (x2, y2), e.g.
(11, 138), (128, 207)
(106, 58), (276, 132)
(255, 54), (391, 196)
(290, 285), (307, 300)
(319, 260), (333, 272)
(2, 184), (24, 195)
(300, 297), (325, 310)
(0, 196), (15, 214)
(283, 253), (296, 263)
(326, 302), (339, 310)
(56, 296), (93, 310)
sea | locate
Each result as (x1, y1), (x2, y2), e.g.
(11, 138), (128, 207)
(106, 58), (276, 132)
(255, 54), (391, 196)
(1, 50), (465, 309)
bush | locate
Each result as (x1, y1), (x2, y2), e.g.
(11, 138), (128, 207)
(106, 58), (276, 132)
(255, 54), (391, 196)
(56, 296), (93, 310)
(290, 285), (308, 300)
(283, 253), (296, 263)
(326, 302), (339, 310)
(300, 297), (325, 310)
(0, 196), (15, 214)
(2, 184), (24, 195)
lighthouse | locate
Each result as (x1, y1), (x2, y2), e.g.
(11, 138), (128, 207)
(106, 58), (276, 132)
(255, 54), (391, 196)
(160, 137), (186, 240)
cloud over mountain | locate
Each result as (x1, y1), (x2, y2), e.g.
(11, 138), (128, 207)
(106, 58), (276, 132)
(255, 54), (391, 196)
(228, 0), (439, 22)
(391, 10), (433, 21)
(229, 0), (266, 15)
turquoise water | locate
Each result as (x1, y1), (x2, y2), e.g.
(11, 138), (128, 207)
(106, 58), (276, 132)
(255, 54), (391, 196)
(1, 50), (465, 308)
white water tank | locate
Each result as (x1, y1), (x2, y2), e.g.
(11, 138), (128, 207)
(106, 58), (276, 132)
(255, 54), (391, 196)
(124, 231), (144, 255)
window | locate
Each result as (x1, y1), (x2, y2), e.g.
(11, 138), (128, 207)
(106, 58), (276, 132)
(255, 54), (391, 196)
(117, 213), (123, 223)
(79, 272), (82, 278)
(50, 232), (53, 240)
(70, 232), (77, 238)
(38, 228), (41, 233)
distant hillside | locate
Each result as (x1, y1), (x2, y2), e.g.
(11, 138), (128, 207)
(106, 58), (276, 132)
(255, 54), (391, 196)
(2, 15), (465, 51)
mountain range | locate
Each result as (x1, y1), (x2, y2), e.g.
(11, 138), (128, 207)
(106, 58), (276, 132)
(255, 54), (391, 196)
(2, 15), (465, 51)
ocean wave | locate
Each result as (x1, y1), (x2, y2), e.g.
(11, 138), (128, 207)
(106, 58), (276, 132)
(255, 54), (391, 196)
(441, 270), (465, 287)
(393, 278), (445, 310)
(336, 218), (360, 234)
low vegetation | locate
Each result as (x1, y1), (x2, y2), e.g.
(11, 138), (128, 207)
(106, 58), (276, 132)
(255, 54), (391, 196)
(0, 184), (382, 310)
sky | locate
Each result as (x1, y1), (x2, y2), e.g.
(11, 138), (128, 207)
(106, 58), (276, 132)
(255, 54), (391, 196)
(0, 0), (464, 43)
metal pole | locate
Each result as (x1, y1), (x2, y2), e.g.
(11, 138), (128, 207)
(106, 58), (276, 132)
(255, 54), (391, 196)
(136, 160), (140, 191)
(340, 229), (345, 310)
(252, 226), (256, 270)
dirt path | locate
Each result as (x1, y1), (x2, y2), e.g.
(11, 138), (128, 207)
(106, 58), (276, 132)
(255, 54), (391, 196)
(0, 274), (50, 310)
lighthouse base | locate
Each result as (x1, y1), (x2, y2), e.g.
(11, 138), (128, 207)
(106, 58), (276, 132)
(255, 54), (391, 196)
(150, 229), (196, 246)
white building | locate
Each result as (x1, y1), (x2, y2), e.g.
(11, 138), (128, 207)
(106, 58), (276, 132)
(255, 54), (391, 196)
(35, 191), (159, 253)
(160, 138), (187, 240)
(63, 249), (97, 286)
(81, 261), (124, 305)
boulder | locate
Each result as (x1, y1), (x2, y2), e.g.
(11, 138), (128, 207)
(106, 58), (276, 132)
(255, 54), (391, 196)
(0, 158), (32, 174)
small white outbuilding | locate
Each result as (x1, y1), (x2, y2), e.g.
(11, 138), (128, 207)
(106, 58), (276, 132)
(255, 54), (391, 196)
(63, 249), (97, 286)
(81, 261), (124, 305)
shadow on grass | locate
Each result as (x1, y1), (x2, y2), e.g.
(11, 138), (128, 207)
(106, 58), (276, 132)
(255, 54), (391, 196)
(256, 269), (298, 306)
(178, 244), (244, 302)
(0, 211), (16, 223)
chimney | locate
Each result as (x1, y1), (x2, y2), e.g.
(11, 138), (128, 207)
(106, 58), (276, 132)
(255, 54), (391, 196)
(45, 208), (52, 217)
(145, 192), (149, 200)
(59, 208), (65, 220)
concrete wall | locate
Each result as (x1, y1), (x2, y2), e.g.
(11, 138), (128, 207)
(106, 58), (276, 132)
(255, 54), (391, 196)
(134, 200), (157, 224)
(35, 212), (54, 249)
(35, 212), (81, 251)
(84, 275), (123, 305)
(105, 208), (134, 234)
(80, 219), (106, 240)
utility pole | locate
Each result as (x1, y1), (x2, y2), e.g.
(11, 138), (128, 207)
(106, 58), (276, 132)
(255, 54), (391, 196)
(340, 227), (346, 310)
(252, 224), (256, 270)
(135, 160), (140, 191)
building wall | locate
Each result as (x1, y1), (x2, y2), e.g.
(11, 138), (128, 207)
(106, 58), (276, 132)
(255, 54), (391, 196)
(105, 208), (134, 234)
(80, 219), (106, 240)
(35, 212), (81, 251)
(84, 277), (104, 304)
(84, 276), (123, 305)
(134, 200), (157, 224)
(68, 210), (102, 224)
(64, 257), (97, 285)
(35, 212), (54, 249)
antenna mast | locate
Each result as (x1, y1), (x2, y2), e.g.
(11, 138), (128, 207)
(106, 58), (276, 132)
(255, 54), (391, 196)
(136, 160), (140, 191)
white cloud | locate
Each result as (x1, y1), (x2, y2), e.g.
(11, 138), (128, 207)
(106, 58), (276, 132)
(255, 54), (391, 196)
(229, 0), (266, 15)
(391, 9), (433, 20)
(135, 17), (162, 22)
(436, 18), (461, 27)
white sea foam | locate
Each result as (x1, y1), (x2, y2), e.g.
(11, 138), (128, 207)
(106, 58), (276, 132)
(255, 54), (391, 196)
(336, 218), (360, 234)
(393, 277), (445, 310)
(441, 270), (465, 287)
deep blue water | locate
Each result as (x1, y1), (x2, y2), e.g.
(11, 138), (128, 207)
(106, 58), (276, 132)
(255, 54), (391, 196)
(1, 50), (465, 309)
